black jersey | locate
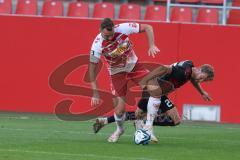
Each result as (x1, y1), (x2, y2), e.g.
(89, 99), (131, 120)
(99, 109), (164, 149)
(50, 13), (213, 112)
(138, 60), (194, 111)
(161, 60), (194, 88)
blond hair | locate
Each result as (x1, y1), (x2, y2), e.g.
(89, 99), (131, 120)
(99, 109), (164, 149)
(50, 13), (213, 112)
(201, 64), (214, 81)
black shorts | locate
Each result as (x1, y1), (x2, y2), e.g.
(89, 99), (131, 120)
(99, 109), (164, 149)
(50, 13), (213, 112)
(156, 78), (175, 95)
(138, 93), (175, 113)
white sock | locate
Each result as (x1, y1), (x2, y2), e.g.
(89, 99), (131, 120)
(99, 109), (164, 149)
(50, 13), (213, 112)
(145, 97), (161, 127)
(114, 113), (126, 132)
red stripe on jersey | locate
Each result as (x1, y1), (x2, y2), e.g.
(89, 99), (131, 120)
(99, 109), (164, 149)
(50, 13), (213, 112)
(102, 33), (128, 55)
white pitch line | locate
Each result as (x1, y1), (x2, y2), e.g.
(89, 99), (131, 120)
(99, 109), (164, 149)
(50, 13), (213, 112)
(0, 148), (157, 160)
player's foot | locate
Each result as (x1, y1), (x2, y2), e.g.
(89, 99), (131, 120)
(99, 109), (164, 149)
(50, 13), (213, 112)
(93, 118), (106, 134)
(150, 133), (158, 143)
(107, 129), (124, 143)
(144, 125), (158, 143)
(134, 120), (144, 130)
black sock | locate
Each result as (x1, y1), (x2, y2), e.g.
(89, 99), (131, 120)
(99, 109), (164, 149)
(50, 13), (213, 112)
(107, 116), (115, 124)
(107, 111), (136, 124)
(153, 115), (175, 126)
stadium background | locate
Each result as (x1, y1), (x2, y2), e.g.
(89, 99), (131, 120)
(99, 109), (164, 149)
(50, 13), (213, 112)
(0, 0), (239, 123)
(0, 1), (240, 160)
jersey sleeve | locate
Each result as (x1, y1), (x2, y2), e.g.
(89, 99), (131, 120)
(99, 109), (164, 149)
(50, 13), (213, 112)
(184, 60), (194, 68)
(177, 60), (193, 67)
(90, 35), (102, 63)
(114, 23), (140, 35)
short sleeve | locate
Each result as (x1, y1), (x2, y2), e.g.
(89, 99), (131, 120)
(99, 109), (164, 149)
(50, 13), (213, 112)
(178, 60), (194, 68)
(90, 35), (102, 63)
(114, 23), (140, 35)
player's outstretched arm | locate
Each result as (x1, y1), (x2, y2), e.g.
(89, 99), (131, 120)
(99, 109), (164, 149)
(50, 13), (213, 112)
(89, 62), (101, 106)
(140, 24), (160, 58)
(190, 79), (212, 101)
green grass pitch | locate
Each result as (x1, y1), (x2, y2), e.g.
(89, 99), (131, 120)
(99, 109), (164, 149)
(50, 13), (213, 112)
(0, 112), (240, 160)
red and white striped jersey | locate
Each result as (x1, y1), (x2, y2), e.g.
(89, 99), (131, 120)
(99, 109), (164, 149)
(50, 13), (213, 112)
(90, 23), (140, 75)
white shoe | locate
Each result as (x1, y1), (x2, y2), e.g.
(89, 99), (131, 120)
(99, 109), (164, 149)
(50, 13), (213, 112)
(150, 134), (158, 143)
(107, 129), (124, 143)
(144, 125), (158, 143)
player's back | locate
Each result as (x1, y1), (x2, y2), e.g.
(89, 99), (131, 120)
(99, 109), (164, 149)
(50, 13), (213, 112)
(162, 60), (194, 88)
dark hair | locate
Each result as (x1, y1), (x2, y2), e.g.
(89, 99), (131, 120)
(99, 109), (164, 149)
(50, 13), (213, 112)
(100, 18), (114, 31)
(201, 64), (214, 80)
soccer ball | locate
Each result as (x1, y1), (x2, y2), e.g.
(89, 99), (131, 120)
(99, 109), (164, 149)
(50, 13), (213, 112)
(134, 129), (151, 145)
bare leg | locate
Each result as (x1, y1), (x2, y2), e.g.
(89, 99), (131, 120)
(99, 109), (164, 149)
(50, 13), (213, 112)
(166, 107), (181, 126)
(134, 108), (145, 130)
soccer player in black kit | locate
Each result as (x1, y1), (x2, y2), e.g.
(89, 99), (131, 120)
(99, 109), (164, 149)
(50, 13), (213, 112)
(93, 60), (214, 143)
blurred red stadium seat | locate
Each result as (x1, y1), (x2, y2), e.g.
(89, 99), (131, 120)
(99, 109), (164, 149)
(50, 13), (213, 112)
(93, 2), (114, 18)
(0, 0), (12, 14)
(201, 0), (223, 5)
(176, 0), (200, 3)
(196, 8), (219, 24)
(144, 5), (166, 21)
(67, 1), (89, 17)
(228, 9), (240, 25)
(232, 0), (240, 6)
(153, 0), (167, 2)
(119, 3), (141, 20)
(228, 0), (240, 25)
(42, 0), (63, 16)
(171, 7), (193, 23)
(16, 0), (38, 15)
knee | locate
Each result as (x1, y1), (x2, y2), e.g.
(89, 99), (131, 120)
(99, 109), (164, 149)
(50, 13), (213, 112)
(115, 110), (125, 117)
(146, 79), (158, 91)
(115, 106), (125, 117)
(146, 79), (161, 98)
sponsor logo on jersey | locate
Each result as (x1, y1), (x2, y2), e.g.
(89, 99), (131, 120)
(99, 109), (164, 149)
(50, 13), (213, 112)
(107, 41), (130, 57)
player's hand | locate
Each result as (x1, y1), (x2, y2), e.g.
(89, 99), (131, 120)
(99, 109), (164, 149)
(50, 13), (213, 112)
(91, 96), (101, 107)
(148, 45), (160, 58)
(202, 91), (212, 101)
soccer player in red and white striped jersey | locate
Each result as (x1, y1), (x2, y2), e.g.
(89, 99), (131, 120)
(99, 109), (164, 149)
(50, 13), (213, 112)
(89, 18), (160, 142)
